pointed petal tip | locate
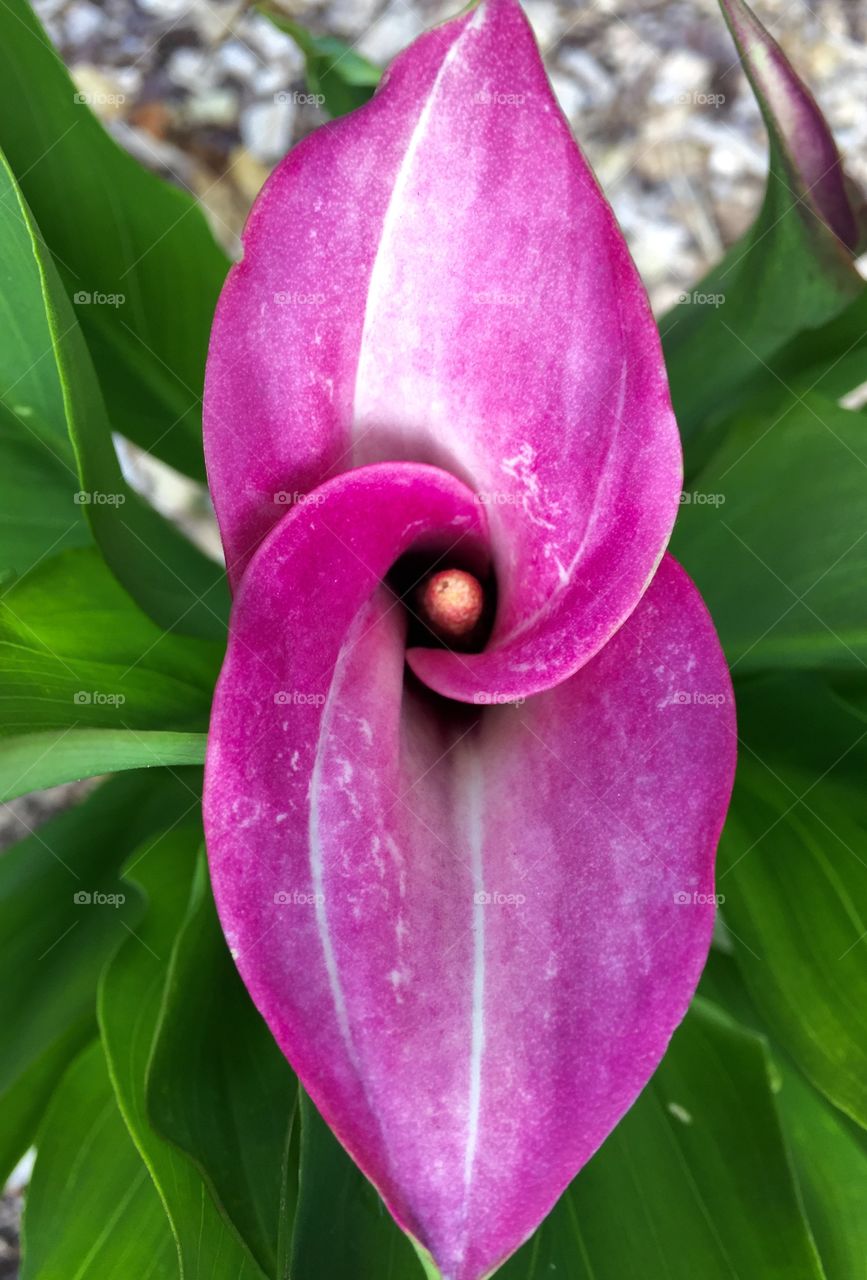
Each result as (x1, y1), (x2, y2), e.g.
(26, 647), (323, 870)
(206, 0), (680, 621)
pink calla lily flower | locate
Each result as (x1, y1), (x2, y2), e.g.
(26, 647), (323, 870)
(203, 2), (736, 1276)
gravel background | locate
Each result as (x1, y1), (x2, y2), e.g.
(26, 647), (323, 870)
(25, 0), (867, 563)
(2, 0), (865, 1269)
(30, 0), (867, 309)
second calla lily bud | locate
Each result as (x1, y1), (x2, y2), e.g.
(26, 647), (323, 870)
(203, 2), (736, 1276)
(720, 0), (863, 253)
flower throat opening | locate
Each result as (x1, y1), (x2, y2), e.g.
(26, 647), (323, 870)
(388, 553), (496, 654)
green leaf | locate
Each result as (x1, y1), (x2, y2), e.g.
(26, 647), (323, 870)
(0, 144), (229, 638)
(715, 285), (867, 429)
(716, 675), (867, 1128)
(772, 1058), (867, 1280)
(732, 671), (867, 794)
(0, 0), (229, 480)
(770, 287), (867, 406)
(260, 10), (381, 118)
(700, 952), (867, 1280)
(99, 824), (267, 1280)
(148, 852), (297, 1278)
(0, 770), (198, 1099)
(0, 727), (207, 802)
(21, 1040), (178, 1280)
(0, 1018), (91, 1187)
(671, 395), (867, 672)
(827, 672), (867, 728)
(664, 170), (862, 473)
(0, 400), (91, 575)
(0, 547), (221, 737)
(0, 149), (90, 576)
(290, 1093), (422, 1279)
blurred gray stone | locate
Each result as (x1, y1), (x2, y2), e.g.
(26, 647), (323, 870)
(241, 96), (296, 163)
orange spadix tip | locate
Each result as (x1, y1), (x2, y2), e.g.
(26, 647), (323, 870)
(416, 569), (485, 642)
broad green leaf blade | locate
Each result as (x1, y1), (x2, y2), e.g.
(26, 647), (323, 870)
(0, 153), (89, 575)
(23, 182), (228, 638)
(259, 10), (381, 118)
(827, 673), (867, 729)
(21, 1040), (178, 1280)
(0, 0), (229, 481)
(700, 952), (867, 1280)
(713, 286), (867, 430)
(671, 395), (867, 672)
(276, 1110), (301, 1280)
(99, 826), (267, 1280)
(716, 676), (867, 1128)
(148, 853), (297, 1278)
(731, 671), (867, 792)
(773, 1060), (867, 1280)
(768, 287), (867, 406)
(290, 1093), (422, 1280)
(0, 770), (198, 1098)
(0, 1018), (91, 1187)
(0, 547), (221, 736)
(0, 145), (229, 638)
(719, 786), (867, 1125)
(0, 728), (207, 802)
(0, 822), (142, 1099)
(664, 157), (862, 473)
(0, 399), (90, 573)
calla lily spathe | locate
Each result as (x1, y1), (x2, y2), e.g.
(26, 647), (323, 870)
(203, 2), (736, 1277)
